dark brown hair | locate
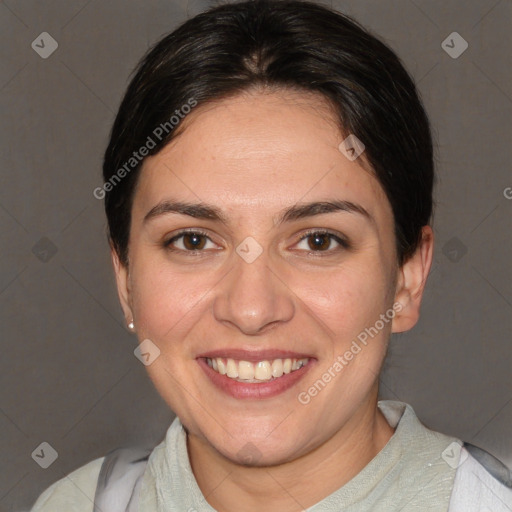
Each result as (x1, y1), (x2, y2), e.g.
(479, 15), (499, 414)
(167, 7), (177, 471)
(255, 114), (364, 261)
(102, 0), (434, 266)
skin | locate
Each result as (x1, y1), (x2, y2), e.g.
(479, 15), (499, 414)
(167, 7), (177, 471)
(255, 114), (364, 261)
(112, 88), (434, 511)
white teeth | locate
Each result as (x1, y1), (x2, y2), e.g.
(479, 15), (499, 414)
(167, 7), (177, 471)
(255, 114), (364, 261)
(238, 360), (254, 380)
(254, 361), (272, 380)
(271, 359), (283, 378)
(206, 357), (309, 382)
(226, 358), (238, 378)
(217, 359), (227, 375)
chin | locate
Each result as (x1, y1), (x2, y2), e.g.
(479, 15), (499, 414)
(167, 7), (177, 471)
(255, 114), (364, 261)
(207, 428), (310, 468)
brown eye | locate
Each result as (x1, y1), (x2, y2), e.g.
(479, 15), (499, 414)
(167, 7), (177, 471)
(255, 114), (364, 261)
(295, 230), (349, 253)
(307, 233), (331, 251)
(164, 230), (216, 252)
(182, 233), (207, 250)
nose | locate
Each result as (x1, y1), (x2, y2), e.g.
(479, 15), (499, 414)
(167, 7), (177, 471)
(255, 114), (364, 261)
(212, 248), (295, 335)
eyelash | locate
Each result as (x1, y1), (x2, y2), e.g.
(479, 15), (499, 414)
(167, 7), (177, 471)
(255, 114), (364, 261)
(163, 229), (215, 254)
(163, 229), (350, 255)
(297, 229), (350, 253)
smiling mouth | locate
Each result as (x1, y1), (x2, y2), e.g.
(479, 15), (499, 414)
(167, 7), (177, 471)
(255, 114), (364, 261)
(204, 357), (310, 383)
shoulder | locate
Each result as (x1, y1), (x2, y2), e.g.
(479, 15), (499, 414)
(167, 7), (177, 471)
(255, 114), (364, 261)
(449, 443), (512, 511)
(30, 456), (104, 512)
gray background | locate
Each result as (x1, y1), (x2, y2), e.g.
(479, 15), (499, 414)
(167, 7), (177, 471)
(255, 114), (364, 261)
(0, 0), (511, 510)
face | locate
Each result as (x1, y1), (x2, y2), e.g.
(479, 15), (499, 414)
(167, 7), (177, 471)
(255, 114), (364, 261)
(113, 89), (430, 466)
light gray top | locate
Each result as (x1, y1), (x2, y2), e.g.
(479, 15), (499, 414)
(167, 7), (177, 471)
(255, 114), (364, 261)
(139, 400), (458, 511)
(30, 400), (512, 511)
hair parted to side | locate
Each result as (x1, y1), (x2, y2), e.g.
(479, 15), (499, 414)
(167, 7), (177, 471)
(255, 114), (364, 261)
(103, 0), (434, 267)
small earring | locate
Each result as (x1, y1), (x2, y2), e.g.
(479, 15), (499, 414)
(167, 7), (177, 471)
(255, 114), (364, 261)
(128, 321), (135, 330)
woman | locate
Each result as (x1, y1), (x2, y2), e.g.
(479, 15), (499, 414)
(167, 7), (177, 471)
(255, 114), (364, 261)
(31, 0), (512, 510)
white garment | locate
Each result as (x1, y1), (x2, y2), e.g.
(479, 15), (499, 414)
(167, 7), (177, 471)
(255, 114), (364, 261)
(30, 400), (512, 511)
(449, 446), (512, 510)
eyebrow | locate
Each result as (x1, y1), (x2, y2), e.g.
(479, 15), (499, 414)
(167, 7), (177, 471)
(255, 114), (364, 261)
(143, 199), (373, 226)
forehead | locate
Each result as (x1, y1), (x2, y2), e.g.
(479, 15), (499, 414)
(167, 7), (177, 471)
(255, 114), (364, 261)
(134, 89), (391, 223)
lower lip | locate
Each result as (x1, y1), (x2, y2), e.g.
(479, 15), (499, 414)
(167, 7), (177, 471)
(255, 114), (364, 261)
(197, 358), (315, 399)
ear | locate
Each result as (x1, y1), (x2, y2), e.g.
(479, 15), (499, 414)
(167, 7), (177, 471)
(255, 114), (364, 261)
(110, 245), (133, 326)
(392, 225), (434, 333)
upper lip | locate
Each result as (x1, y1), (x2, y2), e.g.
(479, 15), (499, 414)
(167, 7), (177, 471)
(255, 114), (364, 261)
(196, 348), (314, 363)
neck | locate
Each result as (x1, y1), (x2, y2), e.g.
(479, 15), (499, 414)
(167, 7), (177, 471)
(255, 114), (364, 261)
(187, 387), (395, 512)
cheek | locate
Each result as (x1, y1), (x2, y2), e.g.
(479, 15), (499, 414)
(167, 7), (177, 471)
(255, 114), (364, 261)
(129, 261), (215, 344)
(300, 260), (391, 341)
